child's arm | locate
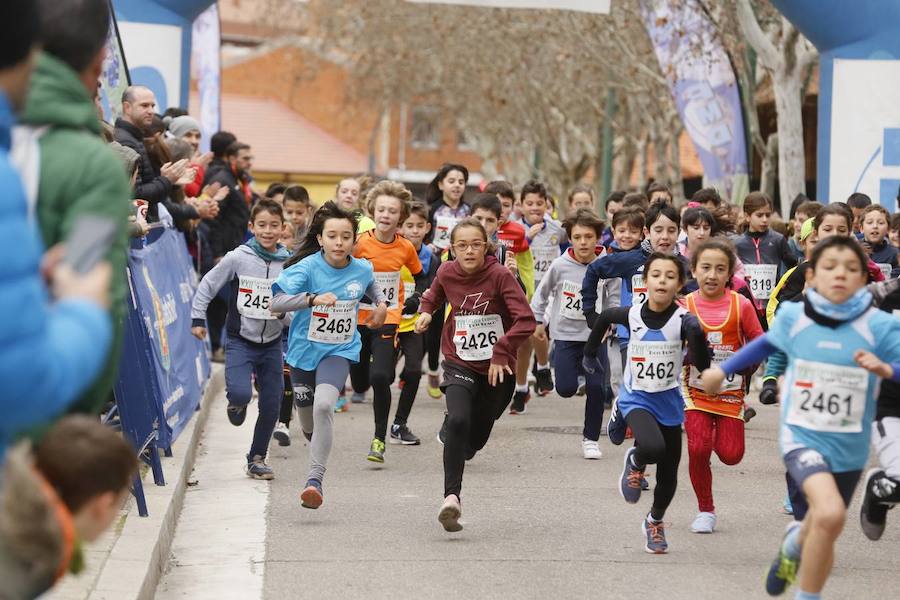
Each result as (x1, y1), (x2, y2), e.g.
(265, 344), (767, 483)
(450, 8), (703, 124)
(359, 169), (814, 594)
(581, 258), (607, 328)
(779, 234), (799, 268)
(190, 252), (237, 333)
(584, 307), (629, 358)
(682, 313), (712, 372)
(530, 264), (555, 339)
(702, 335), (778, 394)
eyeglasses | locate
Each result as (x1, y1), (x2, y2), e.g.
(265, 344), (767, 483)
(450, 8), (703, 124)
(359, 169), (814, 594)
(452, 241), (486, 252)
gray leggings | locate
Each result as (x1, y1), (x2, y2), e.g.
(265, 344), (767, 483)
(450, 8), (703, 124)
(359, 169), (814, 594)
(291, 356), (350, 484)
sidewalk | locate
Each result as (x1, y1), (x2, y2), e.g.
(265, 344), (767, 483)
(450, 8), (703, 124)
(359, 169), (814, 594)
(44, 366), (224, 600)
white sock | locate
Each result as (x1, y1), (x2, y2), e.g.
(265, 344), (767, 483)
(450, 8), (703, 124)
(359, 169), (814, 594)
(537, 362), (549, 370)
(515, 383), (529, 393)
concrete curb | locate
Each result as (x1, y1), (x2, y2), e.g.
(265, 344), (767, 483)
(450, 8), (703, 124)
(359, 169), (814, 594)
(48, 366), (224, 600)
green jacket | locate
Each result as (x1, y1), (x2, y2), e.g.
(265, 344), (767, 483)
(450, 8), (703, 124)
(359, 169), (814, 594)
(20, 53), (132, 414)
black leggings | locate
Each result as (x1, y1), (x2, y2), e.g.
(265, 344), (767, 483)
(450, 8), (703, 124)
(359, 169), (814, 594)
(426, 302), (444, 372)
(395, 331), (424, 426)
(349, 324), (398, 441)
(626, 408), (683, 521)
(443, 363), (515, 498)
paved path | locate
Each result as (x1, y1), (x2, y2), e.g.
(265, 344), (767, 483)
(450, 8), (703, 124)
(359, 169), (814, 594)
(159, 382), (900, 599)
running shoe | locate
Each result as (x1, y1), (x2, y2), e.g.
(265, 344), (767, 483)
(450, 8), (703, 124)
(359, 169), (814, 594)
(576, 376), (586, 396)
(535, 367), (554, 396)
(509, 390), (529, 415)
(300, 480), (323, 509)
(642, 516), (668, 554)
(781, 494), (794, 516)
(860, 468), (896, 541)
(211, 348), (225, 364)
(367, 438), (386, 463)
(390, 423), (421, 445)
(641, 474), (650, 491)
(582, 439), (602, 460)
(273, 422), (291, 447)
(427, 371), (442, 399)
(246, 455), (274, 480)
(743, 406), (757, 423)
(691, 511), (717, 534)
(334, 395), (349, 413)
(765, 521), (801, 596)
(438, 494), (463, 532)
(759, 378), (779, 405)
(227, 403), (247, 426)
(619, 447), (644, 504)
(606, 400), (626, 445)
(437, 412), (448, 445)
(351, 391), (366, 404)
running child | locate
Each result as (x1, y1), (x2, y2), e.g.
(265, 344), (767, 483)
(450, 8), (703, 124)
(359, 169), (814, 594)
(272, 202), (387, 509)
(600, 191), (626, 247)
(582, 252), (711, 554)
(283, 185), (311, 247)
(191, 199), (292, 480)
(531, 209), (607, 459)
(567, 183), (596, 217)
(426, 163), (470, 252)
(734, 192), (798, 312)
(415, 218), (536, 532)
(682, 239), (763, 533)
(350, 180), (426, 463)
(701, 235), (900, 598)
(789, 201), (823, 261)
(860, 204), (898, 279)
(487, 180), (534, 296)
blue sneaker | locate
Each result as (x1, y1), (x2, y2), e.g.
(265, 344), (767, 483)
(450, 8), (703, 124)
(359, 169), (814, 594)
(765, 521), (801, 596)
(619, 447), (644, 504)
(246, 454), (274, 480)
(300, 479), (323, 509)
(642, 516), (668, 554)
(606, 400), (626, 446)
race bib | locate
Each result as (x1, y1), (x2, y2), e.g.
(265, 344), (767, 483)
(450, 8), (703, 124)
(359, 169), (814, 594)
(689, 347), (740, 392)
(434, 215), (460, 250)
(454, 314), (504, 361)
(878, 263), (893, 280)
(237, 276), (276, 320)
(745, 263), (778, 300)
(631, 274), (647, 307)
(630, 340), (681, 392)
(559, 280), (585, 320)
(532, 245), (559, 282)
(307, 300), (358, 344)
(375, 271), (400, 308)
(785, 359), (868, 433)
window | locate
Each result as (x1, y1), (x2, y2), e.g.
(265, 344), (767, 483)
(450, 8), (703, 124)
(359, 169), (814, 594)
(410, 106), (440, 149)
(457, 127), (475, 151)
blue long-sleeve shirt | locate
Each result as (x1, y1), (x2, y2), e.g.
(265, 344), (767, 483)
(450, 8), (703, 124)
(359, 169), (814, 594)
(0, 92), (111, 461)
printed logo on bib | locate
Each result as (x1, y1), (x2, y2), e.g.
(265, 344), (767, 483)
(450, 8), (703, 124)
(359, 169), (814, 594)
(532, 245), (559, 281)
(237, 276), (276, 320)
(689, 347), (739, 392)
(308, 300), (357, 344)
(631, 274), (647, 306)
(878, 263), (892, 280)
(630, 340), (681, 392)
(559, 280), (585, 320)
(433, 215), (460, 250)
(785, 359), (868, 433)
(454, 314), (504, 361)
(745, 264), (778, 300)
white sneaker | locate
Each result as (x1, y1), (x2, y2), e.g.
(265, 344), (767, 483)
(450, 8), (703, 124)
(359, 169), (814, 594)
(690, 511), (717, 533)
(582, 438), (602, 460)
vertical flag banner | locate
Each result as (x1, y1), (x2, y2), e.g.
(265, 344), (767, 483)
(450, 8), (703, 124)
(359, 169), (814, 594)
(641, 0), (749, 201)
(191, 4), (222, 154)
(99, 5), (130, 122)
(406, 0), (610, 14)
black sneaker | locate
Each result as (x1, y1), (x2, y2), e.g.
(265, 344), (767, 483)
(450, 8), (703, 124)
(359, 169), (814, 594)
(227, 403), (247, 426)
(535, 368), (554, 396)
(510, 391), (529, 414)
(743, 406), (757, 423)
(390, 423), (421, 445)
(437, 413), (448, 445)
(860, 468), (898, 541)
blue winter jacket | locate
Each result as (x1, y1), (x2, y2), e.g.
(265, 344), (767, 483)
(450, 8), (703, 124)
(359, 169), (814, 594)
(0, 91), (111, 462)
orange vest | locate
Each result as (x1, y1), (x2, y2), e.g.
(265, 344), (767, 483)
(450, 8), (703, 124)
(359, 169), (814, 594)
(683, 291), (746, 420)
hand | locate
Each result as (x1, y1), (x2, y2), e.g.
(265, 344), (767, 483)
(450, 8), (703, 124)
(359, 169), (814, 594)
(195, 199), (218, 220)
(528, 223), (543, 239)
(403, 292), (420, 315)
(201, 181), (222, 199)
(367, 302), (388, 329)
(759, 378), (779, 405)
(194, 151), (213, 169)
(161, 159), (189, 183)
(191, 326), (207, 340)
(533, 324), (547, 342)
(52, 261), (112, 309)
(699, 366), (726, 395)
(855, 349), (894, 379)
(488, 362), (513, 386)
(40, 243), (66, 284)
(312, 292), (337, 307)
(175, 167), (198, 187)
(415, 312), (432, 334)
(505, 251), (518, 274)
(581, 354), (604, 375)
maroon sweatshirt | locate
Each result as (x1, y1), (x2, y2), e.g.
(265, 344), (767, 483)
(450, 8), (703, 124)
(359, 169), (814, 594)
(419, 255), (536, 374)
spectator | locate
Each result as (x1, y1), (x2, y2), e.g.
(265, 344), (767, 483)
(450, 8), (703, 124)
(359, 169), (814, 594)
(109, 142), (149, 238)
(0, 416), (138, 598)
(166, 113), (211, 198)
(203, 137), (252, 262)
(114, 85), (188, 216)
(17, 0), (130, 418)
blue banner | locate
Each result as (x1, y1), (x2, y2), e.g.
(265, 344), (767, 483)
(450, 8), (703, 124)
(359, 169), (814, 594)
(118, 228), (210, 449)
(641, 0), (749, 201)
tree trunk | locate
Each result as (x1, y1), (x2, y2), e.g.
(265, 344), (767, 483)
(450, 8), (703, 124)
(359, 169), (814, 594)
(772, 71), (805, 216)
(668, 129), (685, 204)
(760, 132), (778, 204)
(636, 132), (649, 191)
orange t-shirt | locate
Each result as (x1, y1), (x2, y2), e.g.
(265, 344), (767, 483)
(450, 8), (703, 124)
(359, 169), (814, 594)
(353, 231), (423, 325)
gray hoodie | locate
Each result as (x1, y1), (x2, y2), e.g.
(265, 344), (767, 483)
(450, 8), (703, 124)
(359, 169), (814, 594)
(191, 245), (289, 345)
